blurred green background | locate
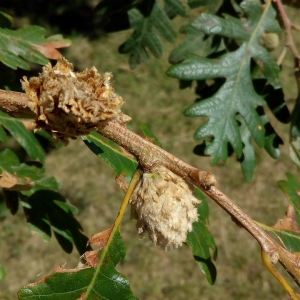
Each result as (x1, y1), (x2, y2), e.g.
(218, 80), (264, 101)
(0, 1), (300, 299)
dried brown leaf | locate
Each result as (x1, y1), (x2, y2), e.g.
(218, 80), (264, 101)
(80, 227), (113, 267)
(81, 249), (101, 267)
(78, 292), (86, 300)
(26, 264), (83, 288)
(88, 227), (113, 247)
(273, 205), (300, 233)
(0, 175), (34, 191)
(33, 41), (71, 60)
(115, 174), (129, 191)
(291, 23), (300, 31)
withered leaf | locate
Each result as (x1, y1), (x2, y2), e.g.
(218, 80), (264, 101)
(115, 174), (129, 191)
(82, 227), (114, 267)
(81, 249), (101, 268)
(88, 227), (113, 247)
(0, 175), (34, 191)
(273, 205), (300, 233)
(33, 41), (71, 60)
(78, 292), (86, 300)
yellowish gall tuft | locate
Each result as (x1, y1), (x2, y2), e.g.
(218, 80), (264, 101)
(130, 165), (200, 251)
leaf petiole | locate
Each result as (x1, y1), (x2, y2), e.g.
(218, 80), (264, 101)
(261, 250), (300, 300)
(84, 168), (142, 299)
(113, 168), (142, 230)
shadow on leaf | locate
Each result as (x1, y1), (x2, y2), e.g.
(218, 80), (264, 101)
(21, 190), (90, 255)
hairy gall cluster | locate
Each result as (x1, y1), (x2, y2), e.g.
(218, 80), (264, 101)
(130, 165), (200, 251)
(22, 57), (124, 144)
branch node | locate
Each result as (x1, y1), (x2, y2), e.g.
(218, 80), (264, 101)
(198, 171), (217, 190)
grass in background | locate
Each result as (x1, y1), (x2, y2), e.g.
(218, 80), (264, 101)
(1, 6), (300, 299)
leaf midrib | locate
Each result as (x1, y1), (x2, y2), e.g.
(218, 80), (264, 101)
(226, 0), (271, 152)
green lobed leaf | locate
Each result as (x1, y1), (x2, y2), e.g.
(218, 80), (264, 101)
(33, 176), (61, 192)
(0, 25), (70, 69)
(0, 149), (20, 174)
(238, 108), (283, 181)
(54, 200), (79, 215)
(187, 0), (221, 10)
(257, 173), (300, 252)
(192, 13), (249, 41)
(0, 123), (7, 142)
(258, 108), (283, 159)
(20, 193), (51, 242)
(272, 230), (300, 252)
(0, 25), (49, 69)
(186, 188), (217, 284)
(83, 131), (138, 184)
(238, 116), (256, 182)
(174, 47), (266, 162)
(254, 80), (286, 159)
(193, 256), (217, 285)
(18, 230), (138, 300)
(169, 24), (216, 64)
(168, 0), (224, 64)
(261, 225), (300, 253)
(167, 0), (281, 169)
(164, 0), (189, 17)
(278, 173), (300, 227)
(14, 163), (45, 181)
(119, 0), (177, 69)
(98, 0), (222, 67)
(0, 110), (46, 162)
(20, 177), (88, 254)
(0, 149), (45, 180)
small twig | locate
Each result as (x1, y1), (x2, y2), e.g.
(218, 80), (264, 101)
(277, 46), (287, 66)
(0, 89), (36, 118)
(261, 249), (300, 299)
(1, 89), (300, 288)
(96, 120), (300, 286)
(96, 121), (216, 190)
(274, 0), (300, 91)
(274, 0), (300, 62)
